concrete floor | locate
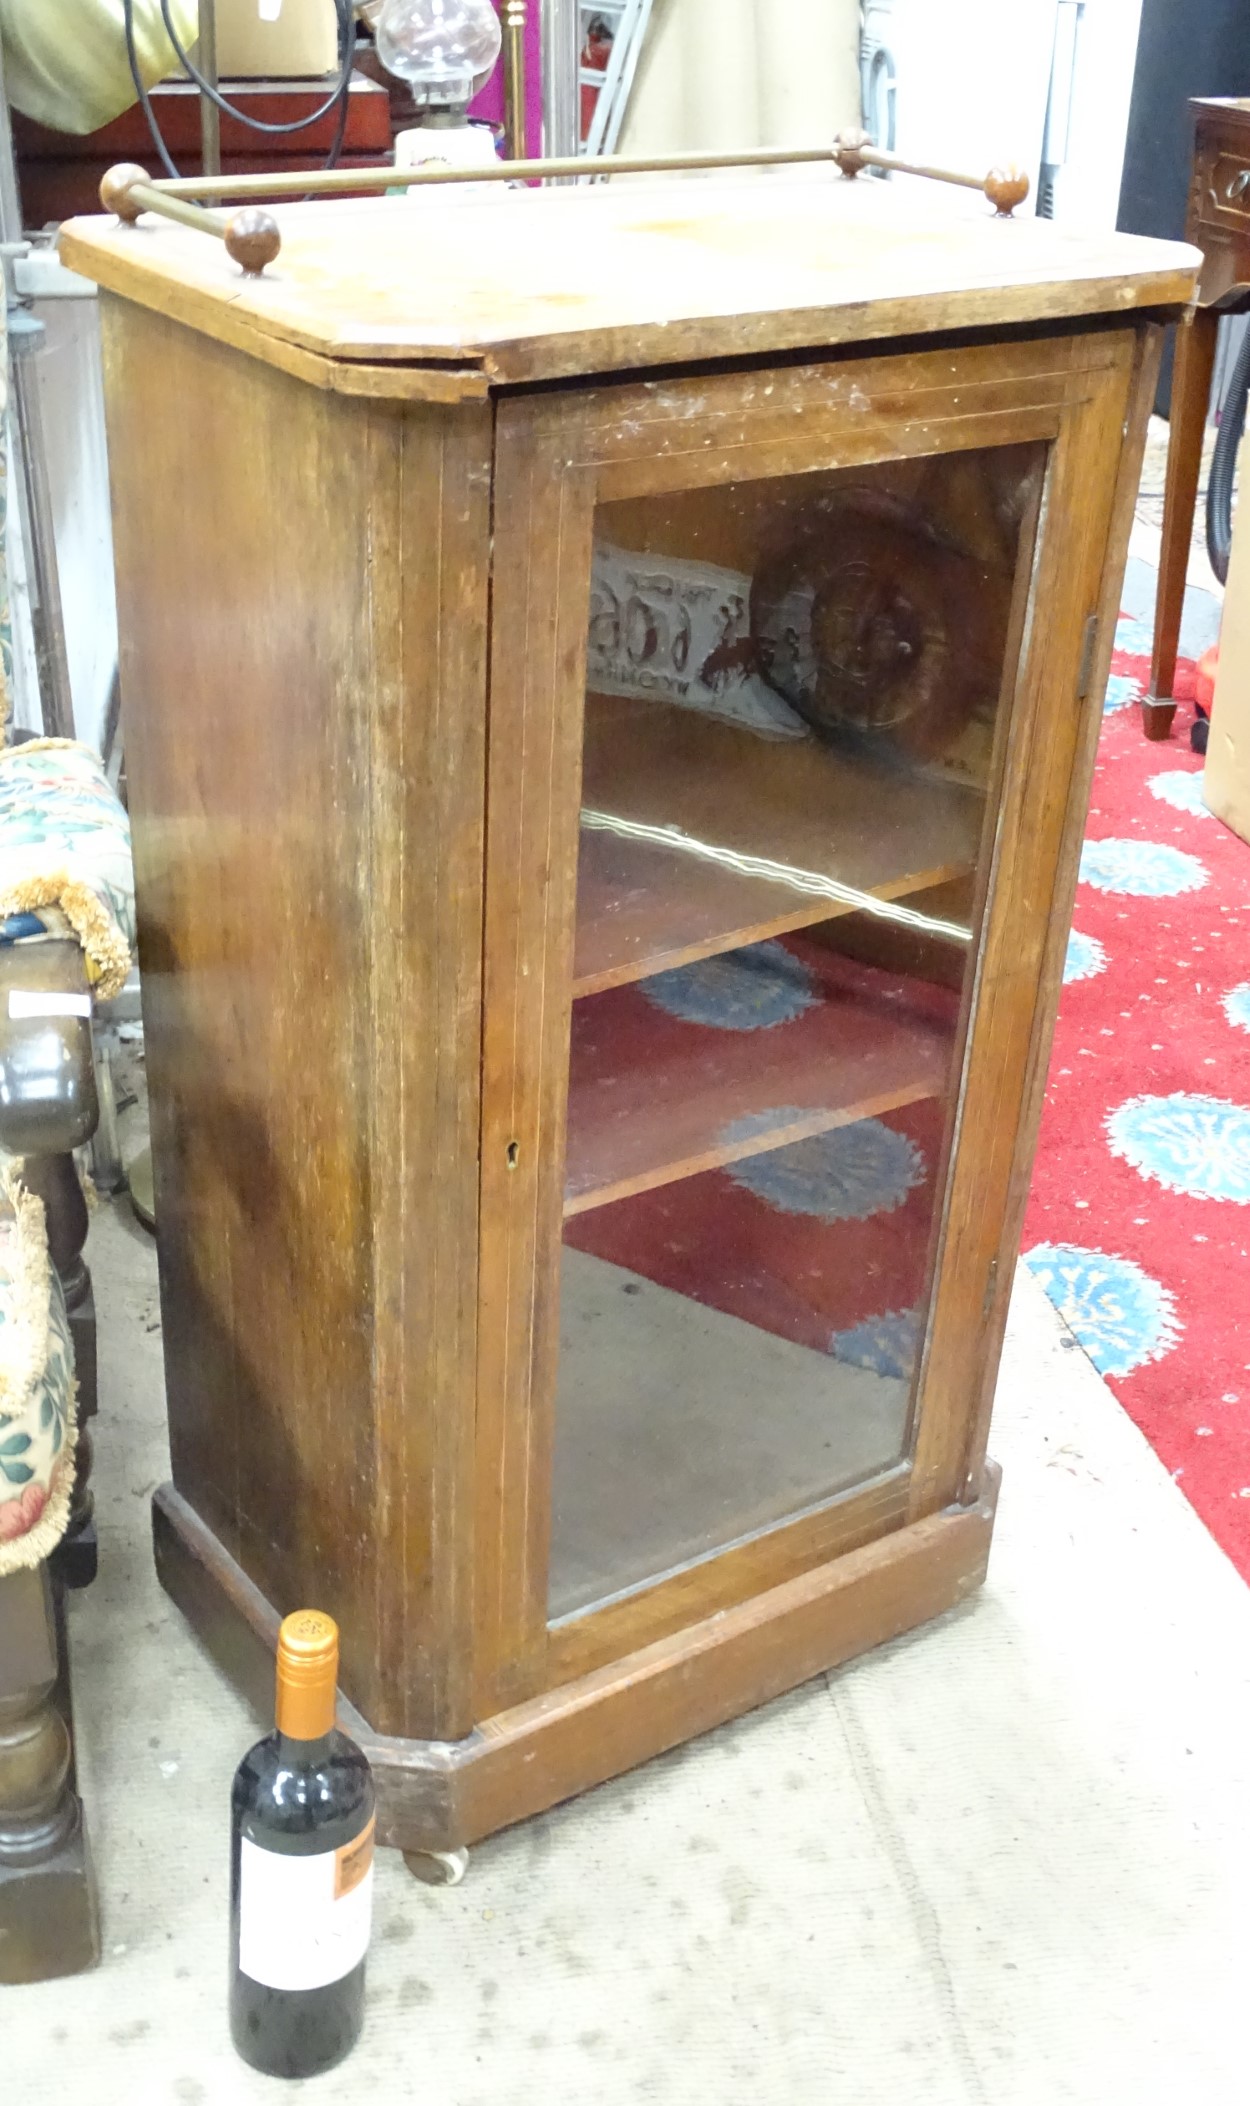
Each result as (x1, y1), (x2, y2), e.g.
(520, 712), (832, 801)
(5, 1188), (1249, 2104)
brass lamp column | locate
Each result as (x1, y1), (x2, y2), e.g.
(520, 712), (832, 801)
(502, 1), (527, 160)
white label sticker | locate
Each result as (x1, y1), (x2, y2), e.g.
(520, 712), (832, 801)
(259, 0), (284, 20)
(238, 1822), (374, 1992)
(7, 990), (92, 1020)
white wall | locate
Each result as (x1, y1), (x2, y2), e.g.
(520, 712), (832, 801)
(863, 0), (1144, 230)
(620, 0), (861, 153)
(5, 437), (41, 732)
(873, 0), (1061, 212)
(10, 253), (118, 753)
(1053, 0), (1146, 227)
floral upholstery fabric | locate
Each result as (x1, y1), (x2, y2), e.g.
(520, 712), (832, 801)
(0, 739), (135, 998)
(0, 1163), (75, 1573)
(0, 740), (132, 1568)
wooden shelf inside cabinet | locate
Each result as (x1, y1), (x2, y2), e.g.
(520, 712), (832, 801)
(564, 938), (958, 1217)
(573, 694), (985, 996)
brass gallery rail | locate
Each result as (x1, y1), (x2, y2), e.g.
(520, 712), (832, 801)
(97, 132), (1030, 277)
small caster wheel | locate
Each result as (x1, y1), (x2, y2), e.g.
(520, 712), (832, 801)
(403, 1845), (469, 1887)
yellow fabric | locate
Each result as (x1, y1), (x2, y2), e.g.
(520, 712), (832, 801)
(618, 0), (861, 155)
(0, 0), (199, 136)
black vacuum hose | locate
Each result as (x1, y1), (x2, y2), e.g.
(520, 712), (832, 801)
(1207, 319), (1250, 584)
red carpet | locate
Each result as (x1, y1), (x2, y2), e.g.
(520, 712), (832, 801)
(1023, 625), (1250, 1582)
(566, 623), (1250, 1581)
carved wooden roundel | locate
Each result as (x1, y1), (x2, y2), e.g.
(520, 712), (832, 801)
(751, 505), (998, 760)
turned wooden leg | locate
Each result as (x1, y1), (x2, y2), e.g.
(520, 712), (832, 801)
(24, 1154), (98, 1589)
(0, 1565), (99, 1982)
(1145, 306), (1219, 740)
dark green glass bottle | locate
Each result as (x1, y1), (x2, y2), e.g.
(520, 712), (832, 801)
(229, 1610), (375, 2079)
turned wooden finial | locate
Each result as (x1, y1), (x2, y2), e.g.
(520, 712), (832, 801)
(99, 163), (149, 223)
(832, 128), (871, 178)
(224, 208), (282, 276)
(984, 165), (1030, 217)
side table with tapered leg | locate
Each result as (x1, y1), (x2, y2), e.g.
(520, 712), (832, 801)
(1144, 307), (1219, 739)
(1145, 97), (1250, 739)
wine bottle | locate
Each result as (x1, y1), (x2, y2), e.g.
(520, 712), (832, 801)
(229, 1610), (376, 2079)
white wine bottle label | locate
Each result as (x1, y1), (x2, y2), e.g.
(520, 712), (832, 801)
(238, 1817), (375, 1992)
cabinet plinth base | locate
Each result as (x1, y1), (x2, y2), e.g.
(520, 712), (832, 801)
(152, 1472), (998, 1855)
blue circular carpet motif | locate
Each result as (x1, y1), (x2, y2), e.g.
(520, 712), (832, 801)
(642, 940), (817, 1031)
(1103, 671), (1141, 716)
(1223, 983), (1250, 1034)
(1079, 838), (1208, 897)
(829, 1306), (922, 1381)
(724, 1115), (926, 1221)
(1024, 1244), (1181, 1376)
(1105, 1092), (1250, 1205)
(1113, 612), (1155, 655)
(1063, 929), (1107, 985)
(1147, 769), (1210, 818)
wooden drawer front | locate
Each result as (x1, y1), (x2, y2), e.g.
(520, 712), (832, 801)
(1192, 143), (1250, 235)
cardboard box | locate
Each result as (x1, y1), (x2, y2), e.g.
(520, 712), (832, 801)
(213, 0), (340, 80)
(1204, 486), (1250, 842)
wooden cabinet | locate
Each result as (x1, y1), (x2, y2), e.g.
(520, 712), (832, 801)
(61, 179), (1195, 1857)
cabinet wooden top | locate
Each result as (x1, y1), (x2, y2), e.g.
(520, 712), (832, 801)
(60, 174), (1198, 401)
(1192, 99), (1250, 122)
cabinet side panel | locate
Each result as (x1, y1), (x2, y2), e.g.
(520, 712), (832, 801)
(100, 301), (487, 1732)
(377, 395), (492, 1738)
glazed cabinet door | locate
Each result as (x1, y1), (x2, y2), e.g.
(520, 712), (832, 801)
(475, 325), (1155, 1708)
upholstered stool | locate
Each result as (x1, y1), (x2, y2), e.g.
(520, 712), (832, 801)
(0, 737), (135, 999)
(0, 736), (134, 1981)
(0, 1162), (97, 1982)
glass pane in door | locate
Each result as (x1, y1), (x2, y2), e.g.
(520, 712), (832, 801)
(550, 443), (1045, 1620)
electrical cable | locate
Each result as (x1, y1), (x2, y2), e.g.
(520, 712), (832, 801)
(158, 0), (355, 133)
(120, 0), (357, 182)
(1206, 320), (1250, 587)
(320, 8), (355, 177)
(123, 0), (181, 177)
